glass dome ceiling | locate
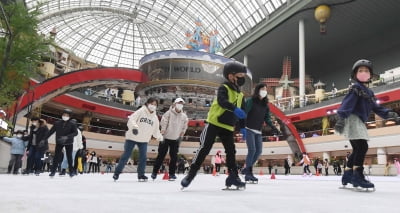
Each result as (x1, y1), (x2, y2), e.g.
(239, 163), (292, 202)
(25, 0), (287, 68)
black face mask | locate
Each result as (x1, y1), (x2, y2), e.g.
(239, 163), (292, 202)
(236, 77), (245, 86)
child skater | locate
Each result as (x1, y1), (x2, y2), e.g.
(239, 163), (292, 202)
(335, 59), (399, 190)
(181, 61), (247, 190)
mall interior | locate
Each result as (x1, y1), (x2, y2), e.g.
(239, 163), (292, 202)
(1, 0), (400, 175)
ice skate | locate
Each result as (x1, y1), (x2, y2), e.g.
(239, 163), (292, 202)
(339, 168), (353, 189)
(49, 171), (56, 178)
(169, 174), (177, 181)
(151, 172), (157, 181)
(59, 169), (66, 176)
(351, 167), (375, 192)
(138, 175), (148, 182)
(180, 169), (197, 190)
(244, 167), (258, 184)
(69, 171), (76, 178)
(112, 173), (119, 182)
(223, 170), (246, 190)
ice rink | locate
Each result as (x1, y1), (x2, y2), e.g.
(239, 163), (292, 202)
(0, 172), (399, 213)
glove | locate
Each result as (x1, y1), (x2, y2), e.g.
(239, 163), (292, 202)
(387, 111), (399, 124)
(334, 117), (345, 134)
(233, 108), (246, 119)
(240, 128), (246, 140)
(132, 129), (139, 135)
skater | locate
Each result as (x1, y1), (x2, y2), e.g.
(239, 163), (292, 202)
(60, 119), (83, 175)
(284, 158), (291, 175)
(46, 109), (78, 177)
(113, 97), (163, 182)
(24, 117), (49, 175)
(242, 83), (279, 183)
(181, 61), (247, 190)
(324, 158), (330, 176)
(299, 152), (312, 176)
(151, 97), (188, 181)
(394, 158), (400, 176)
(2, 130), (27, 174)
(213, 150), (225, 175)
(335, 59), (399, 190)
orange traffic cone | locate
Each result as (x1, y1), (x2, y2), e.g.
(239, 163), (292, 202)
(212, 167), (216, 176)
(270, 172), (276, 179)
(162, 171), (169, 180)
(259, 169), (264, 176)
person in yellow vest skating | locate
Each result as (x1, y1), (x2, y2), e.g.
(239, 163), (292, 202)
(181, 61), (247, 190)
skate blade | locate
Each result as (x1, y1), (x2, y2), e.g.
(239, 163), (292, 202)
(222, 186), (246, 191)
(168, 179), (176, 181)
(138, 179), (148, 182)
(338, 185), (353, 190)
(245, 181), (258, 184)
(353, 187), (376, 192)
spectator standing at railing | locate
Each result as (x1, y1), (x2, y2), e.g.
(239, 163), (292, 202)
(335, 59), (399, 190)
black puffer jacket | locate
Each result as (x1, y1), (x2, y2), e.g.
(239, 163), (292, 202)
(27, 124), (49, 152)
(46, 119), (78, 145)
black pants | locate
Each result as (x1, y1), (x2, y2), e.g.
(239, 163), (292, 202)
(190, 123), (237, 173)
(153, 139), (180, 175)
(51, 144), (73, 173)
(8, 154), (23, 174)
(284, 167), (290, 175)
(215, 163), (221, 173)
(346, 139), (368, 168)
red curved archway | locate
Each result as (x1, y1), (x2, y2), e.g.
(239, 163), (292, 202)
(269, 103), (306, 154)
(11, 67), (147, 119)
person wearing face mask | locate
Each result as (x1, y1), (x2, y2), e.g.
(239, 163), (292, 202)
(46, 108), (78, 177)
(335, 59), (399, 191)
(2, 130), (27, 174)
(151, 97), (188, 181)
(181, 61), (247, 190)
(113, 97), (163, 182)
(241, 83), (280, 183)
(23, 117), (49, 175)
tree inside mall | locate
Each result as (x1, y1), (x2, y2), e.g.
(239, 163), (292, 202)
(0, 1), (50, 107)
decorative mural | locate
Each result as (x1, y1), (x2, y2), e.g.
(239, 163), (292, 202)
(184, 18), (222, 54)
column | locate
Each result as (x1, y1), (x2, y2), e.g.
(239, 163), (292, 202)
(322, 152), (330, 161)
(299, 19), (306, 107)
(82, 111), (92, 132)
(377, 147), (387, 165)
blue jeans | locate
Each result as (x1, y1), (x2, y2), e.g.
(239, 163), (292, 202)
(245, 129), (263, 168)
(114, 140), (148, 176)
(61, 150), (77, 170)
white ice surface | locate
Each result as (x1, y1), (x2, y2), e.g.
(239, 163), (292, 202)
(0, 173), (399, 213)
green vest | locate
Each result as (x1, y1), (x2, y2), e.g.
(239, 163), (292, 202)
(206, 84), (244, 131)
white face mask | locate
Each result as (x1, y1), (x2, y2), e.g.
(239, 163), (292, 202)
(62, 116), (70, 121)
(147, 104), (157, 112)
(32, 122), (38, 126)
(175, 103), (183, 111)
(259, 90), (268, 98)
(16, 134), (23, 138)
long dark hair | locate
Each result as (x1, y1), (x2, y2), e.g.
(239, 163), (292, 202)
(252, 83), (269, 105)
(145, 97), (158, 106)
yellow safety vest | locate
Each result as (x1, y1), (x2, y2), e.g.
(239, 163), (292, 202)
(206, 84), (244, 131)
